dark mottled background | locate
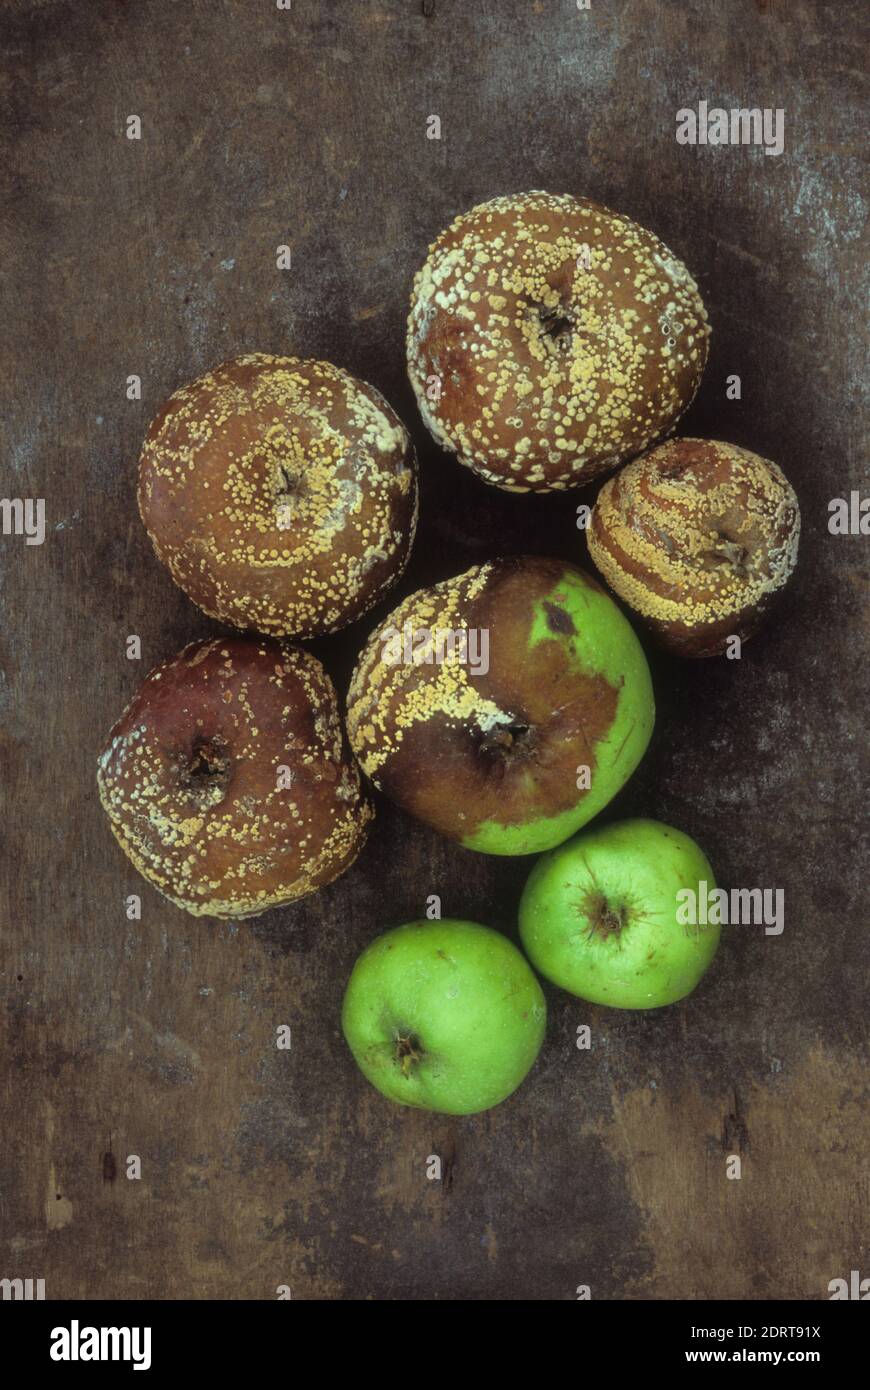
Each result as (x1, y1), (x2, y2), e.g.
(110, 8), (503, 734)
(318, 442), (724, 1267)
(1, 0), (867, 1300)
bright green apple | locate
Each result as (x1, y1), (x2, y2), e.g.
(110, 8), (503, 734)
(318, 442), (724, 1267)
(341, 919), (546, 1114)
(519, 818), (720, 1008)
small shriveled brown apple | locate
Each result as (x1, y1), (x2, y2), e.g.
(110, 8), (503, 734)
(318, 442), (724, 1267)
(587, 438), (800, 657)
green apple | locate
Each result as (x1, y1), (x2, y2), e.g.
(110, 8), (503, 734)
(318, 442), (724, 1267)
(341, 919), (546, 1114)
(519, 818), (720, 1008)
(346, 555), (655, 855)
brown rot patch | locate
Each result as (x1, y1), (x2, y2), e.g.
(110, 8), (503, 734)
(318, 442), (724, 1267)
(543, 601), (576, 636)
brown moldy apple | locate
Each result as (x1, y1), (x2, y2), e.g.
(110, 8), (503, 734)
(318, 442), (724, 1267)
(138, 353), (418, 638)
(407, 191), (710, 492)
(587, 437), (800, 656)
(97, 636), (373, 918)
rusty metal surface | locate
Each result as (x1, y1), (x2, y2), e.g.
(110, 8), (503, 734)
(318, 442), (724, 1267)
(1, 0), (867, 1299)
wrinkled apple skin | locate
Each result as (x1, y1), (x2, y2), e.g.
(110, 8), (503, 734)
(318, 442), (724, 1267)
(341, 919), (546, 1114)
(519, 818), (720, 1008)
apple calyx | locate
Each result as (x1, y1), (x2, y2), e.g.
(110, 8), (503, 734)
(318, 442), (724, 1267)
(275, 463), (301, 498)
(537, 300), (574, 355)
(479, 720), (532, 760)
(274, 463), (307, 524)
(181, 736), (231, 807)
(394, 1031), (424, 1077)
(583, 890), (629, 942)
